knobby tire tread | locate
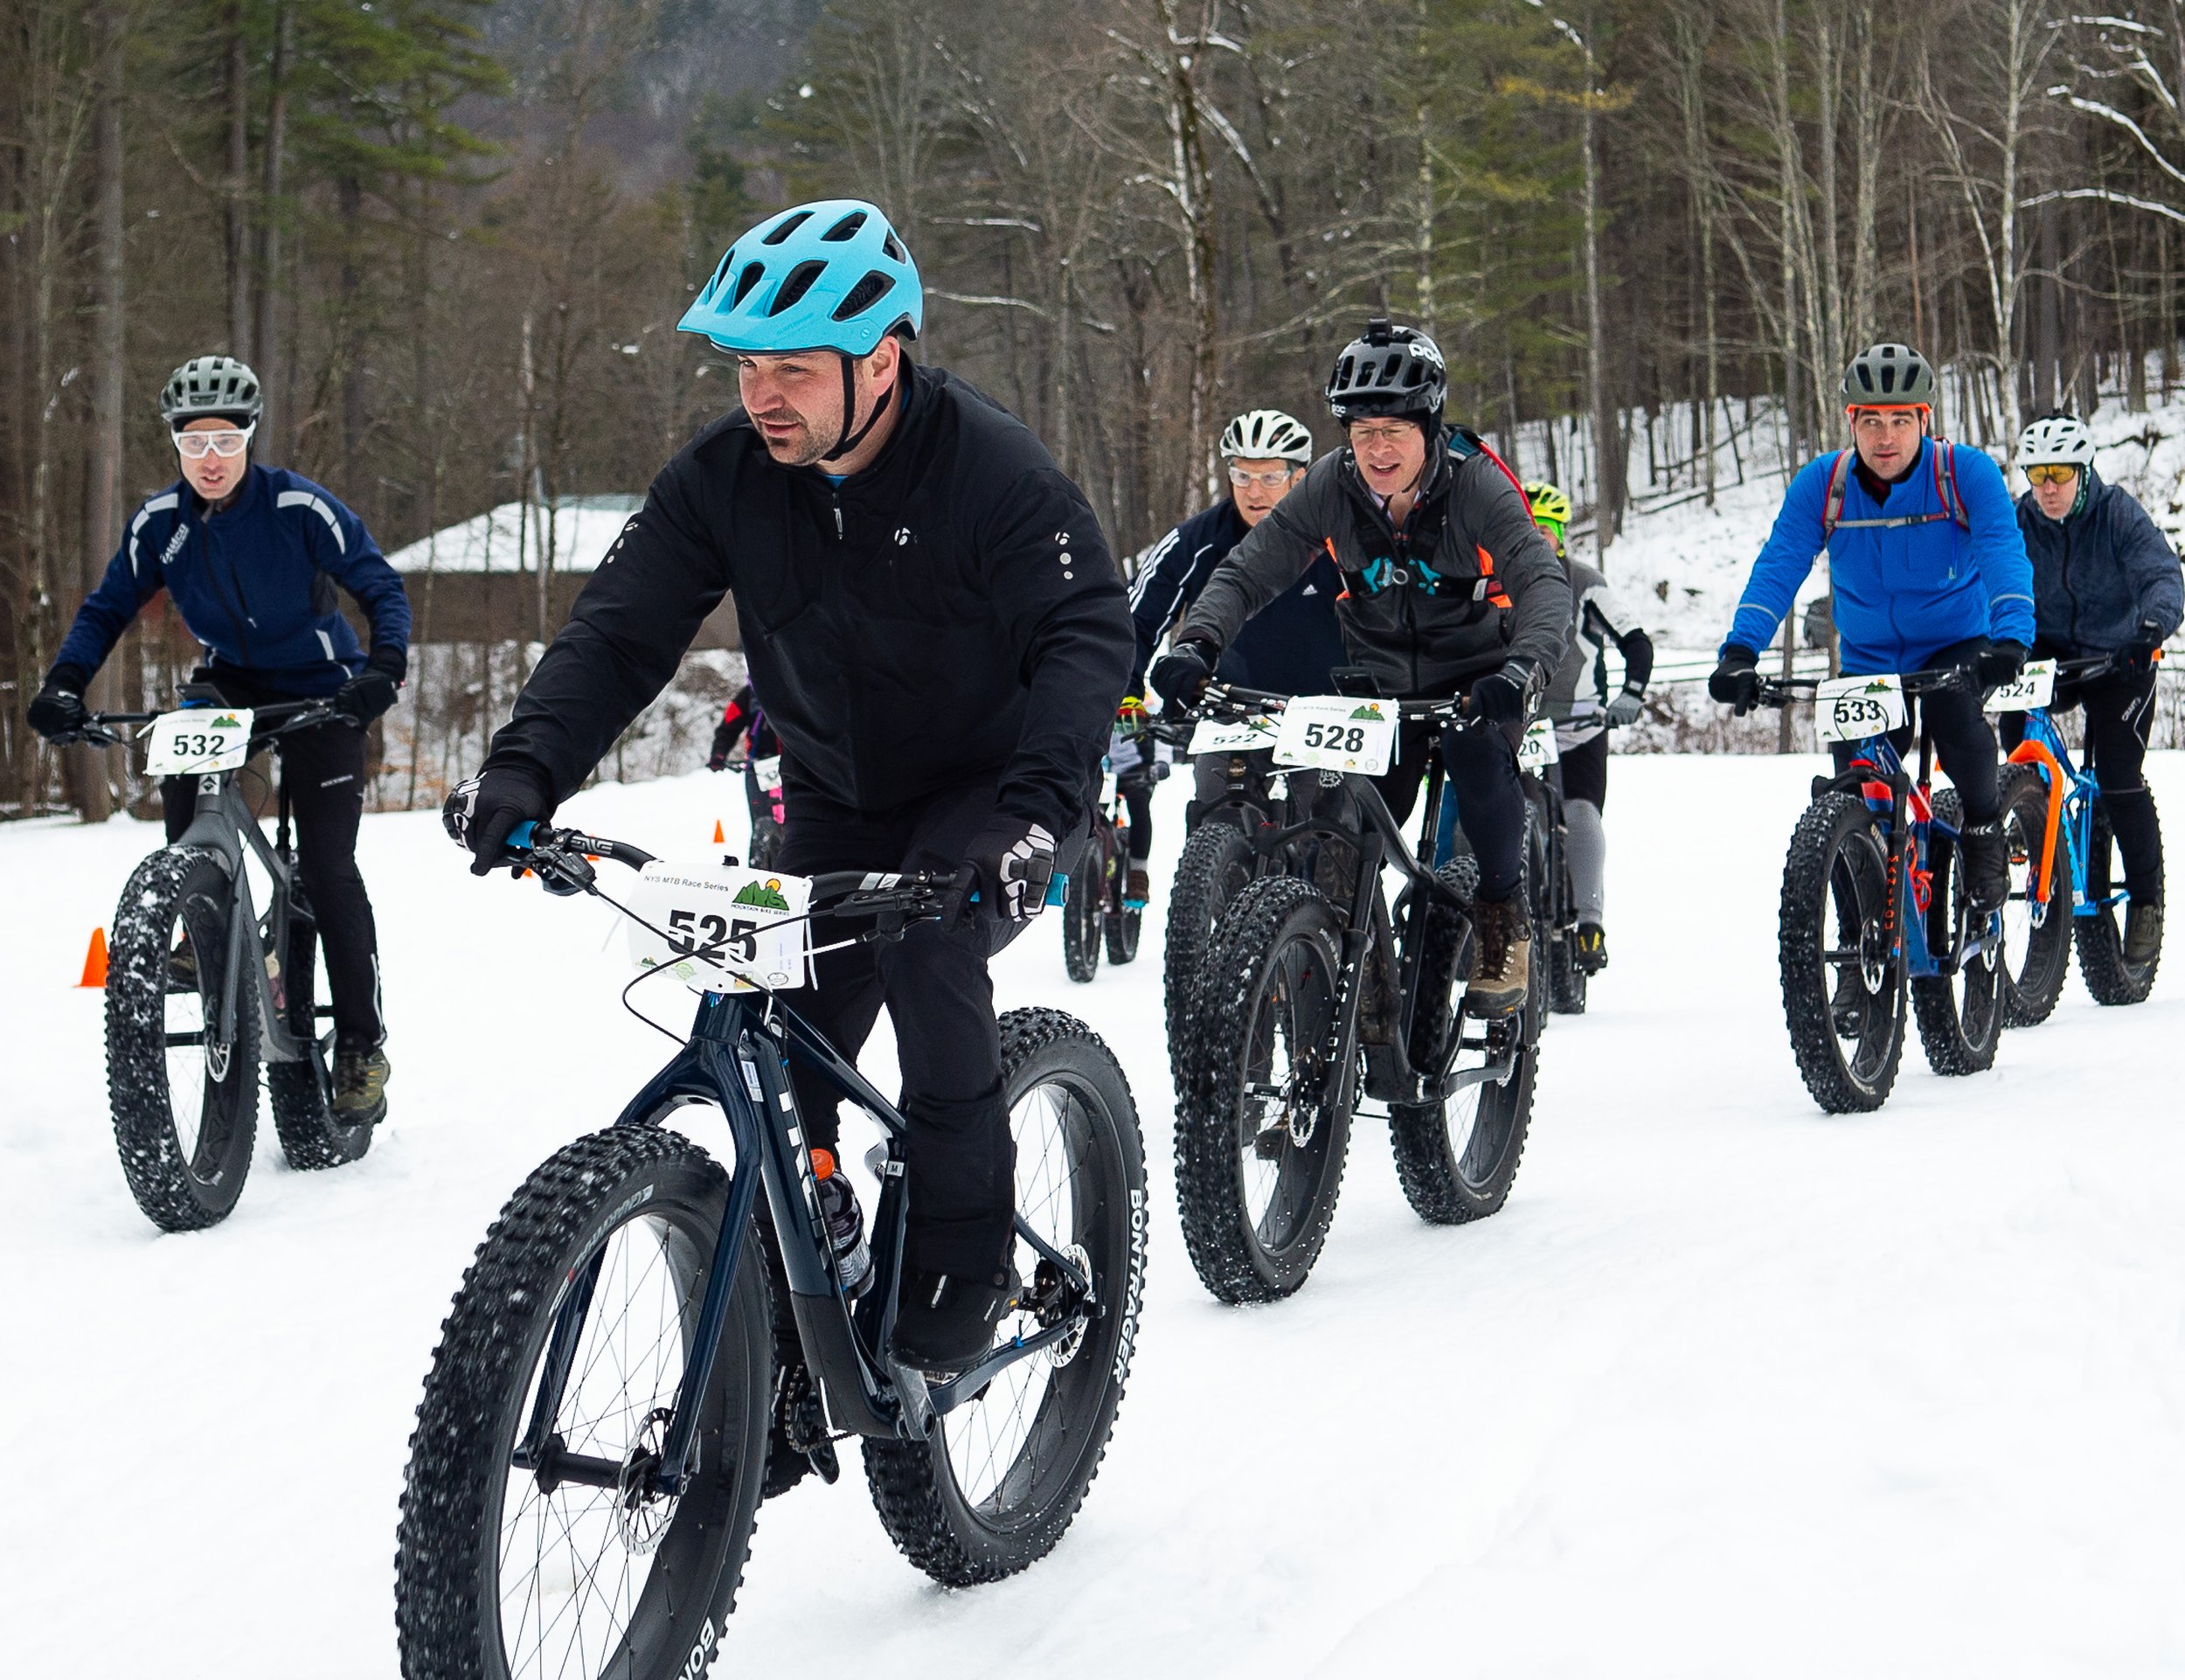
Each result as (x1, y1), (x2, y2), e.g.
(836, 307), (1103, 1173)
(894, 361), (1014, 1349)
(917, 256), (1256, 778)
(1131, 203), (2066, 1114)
(1778, 793), (1905, 1114)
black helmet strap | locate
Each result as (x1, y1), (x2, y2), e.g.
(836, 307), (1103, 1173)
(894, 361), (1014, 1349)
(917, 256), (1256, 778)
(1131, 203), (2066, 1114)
(826, 349), (898, 464)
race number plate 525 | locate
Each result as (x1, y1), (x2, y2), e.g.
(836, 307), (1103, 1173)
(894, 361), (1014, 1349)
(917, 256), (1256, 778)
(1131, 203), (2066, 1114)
(1813, 673), (1908, 744)
(1986, 658), (2057, 714)
(625, 860), (812, 993)
(142, 708), (255, 776)
(1272, 696), (1398, 774)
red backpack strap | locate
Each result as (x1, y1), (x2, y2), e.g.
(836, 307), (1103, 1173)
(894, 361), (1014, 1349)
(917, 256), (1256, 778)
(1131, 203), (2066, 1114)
(1820, 448), (1856, 540)
(1932, 438), (1969, 531)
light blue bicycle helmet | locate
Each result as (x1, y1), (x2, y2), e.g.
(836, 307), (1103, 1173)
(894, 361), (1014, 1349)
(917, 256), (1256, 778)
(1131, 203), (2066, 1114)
(677, 198), (922, 357)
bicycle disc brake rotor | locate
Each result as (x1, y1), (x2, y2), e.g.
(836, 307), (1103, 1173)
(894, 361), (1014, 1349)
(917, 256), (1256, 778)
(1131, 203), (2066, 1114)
(612, 1407), (688, 1556)
(1037, 1243), (1093, 1369)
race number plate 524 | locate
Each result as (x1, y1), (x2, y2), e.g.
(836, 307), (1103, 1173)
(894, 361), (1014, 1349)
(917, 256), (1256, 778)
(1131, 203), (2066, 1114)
(1813, 673), (1908, 744)
(142, 708), (256, 776)
(625, 860), (812, 993)
(1986, 658), (2057, 714)
(1272, 696), (1398, 774)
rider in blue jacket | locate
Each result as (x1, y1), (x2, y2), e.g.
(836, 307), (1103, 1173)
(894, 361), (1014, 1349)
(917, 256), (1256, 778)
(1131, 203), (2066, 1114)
(1710, 343), (2035, 910)
(28, 356), (411, 1121)
(2006, 412), (2182, 963)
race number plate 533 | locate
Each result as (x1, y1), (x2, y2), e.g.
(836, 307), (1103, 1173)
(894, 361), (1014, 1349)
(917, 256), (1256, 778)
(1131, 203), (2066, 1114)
(1272, 696), (1398, 775)
(142, 708), (256, 775)
(1813, 674), (1908, 744)
(625, 860), (812, 992)
(1986, 658), (2057, 713)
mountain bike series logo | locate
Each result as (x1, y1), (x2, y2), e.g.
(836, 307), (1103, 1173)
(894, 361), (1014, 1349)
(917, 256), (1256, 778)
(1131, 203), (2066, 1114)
(210, 714), (241, 728)
(732, 878), (790, 911)
(1348, 703), (1388, 721)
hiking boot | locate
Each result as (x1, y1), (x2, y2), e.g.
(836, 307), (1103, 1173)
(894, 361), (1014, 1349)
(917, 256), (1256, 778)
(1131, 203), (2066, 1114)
(1830, 970), (1867, 1038)
(333, 1045), (390, 1126)
(1125, 864), (1151, 909)
(1464, 894), (1531, 1017)
(2125, 900), (2164, 966)
(891, 1263), (1021, 1373)
(1958, 819), (2010, 914)
(1574, 921), (1608, 974)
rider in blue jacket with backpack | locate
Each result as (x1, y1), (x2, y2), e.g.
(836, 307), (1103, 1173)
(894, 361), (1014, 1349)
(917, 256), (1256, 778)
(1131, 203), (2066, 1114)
(1710, 343), (2036, 910)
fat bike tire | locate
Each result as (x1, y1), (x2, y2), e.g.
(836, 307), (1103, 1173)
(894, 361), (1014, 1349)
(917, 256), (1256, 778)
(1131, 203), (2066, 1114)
(1778, 793), (1907, 1114)
(1998, 763), (2072, 1029)
(1911, 789), (2004, 1076)
(267, 903), (373, 1168)
(748, 815), (786, 871)
(394, 1125), (771, 1680)
(1162, 820), (1256, 1090)
(1062, 843), (1102, 983)
(106, 845), (259, 1231)
(1389, 863), (1540, 1225)
(1174, 877), (1352, 1302)
(2075, 796), (2162, 1004)
(864, 1008), (1147, 1586)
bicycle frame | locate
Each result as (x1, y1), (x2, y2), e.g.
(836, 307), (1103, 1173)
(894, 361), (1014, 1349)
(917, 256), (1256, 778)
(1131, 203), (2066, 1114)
(510, 982), (1098, 1502)
(1829, 724), (1991, 981)
(2008, 705), (2122, 920)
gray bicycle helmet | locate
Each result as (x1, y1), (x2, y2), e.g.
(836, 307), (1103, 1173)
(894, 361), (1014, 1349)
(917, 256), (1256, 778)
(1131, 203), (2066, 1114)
(1841, 342), (1936, 406)
(159, 356), (263, 427)
(1219, 408), (1315, 463)
(1325, 316), (1446, 424)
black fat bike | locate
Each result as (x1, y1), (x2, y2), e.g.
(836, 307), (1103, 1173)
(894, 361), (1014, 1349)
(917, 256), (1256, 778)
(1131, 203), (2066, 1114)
(1169, 685), (1543, 1303)
(75, 701), (370, 1232)
(1063, 753), (1165, 983)
(395, 825), (1148, 1680)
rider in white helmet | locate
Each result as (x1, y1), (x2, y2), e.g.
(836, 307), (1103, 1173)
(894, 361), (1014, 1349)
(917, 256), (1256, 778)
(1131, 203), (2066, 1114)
(2008, 411), (2182, 965)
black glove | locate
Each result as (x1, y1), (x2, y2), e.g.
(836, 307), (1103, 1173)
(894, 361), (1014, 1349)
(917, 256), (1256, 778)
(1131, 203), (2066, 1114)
(945, 816), (1058, 931)
(443, 763), (555, 877)
(26, 665), (91, 742)
(1148, 638), (1219, 712)
(1709, 645), (1761, 715)
(1974, 639), (2028, 690)
(1469, 657), (1540, 725)
(2123, 621), (2166, 674)
(707, 720), (738, 771)
(334, 648), (404, 725)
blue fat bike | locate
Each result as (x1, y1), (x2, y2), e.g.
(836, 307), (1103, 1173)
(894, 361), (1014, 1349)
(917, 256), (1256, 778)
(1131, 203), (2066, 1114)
(395, 825), (1148, 1680)
(1756, 667), (2046, 1112)
(1994, 653), (2165, 1021)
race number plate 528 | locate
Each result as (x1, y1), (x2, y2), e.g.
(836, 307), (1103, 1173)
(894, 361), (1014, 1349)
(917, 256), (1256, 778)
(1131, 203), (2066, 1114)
(625, 860), (812, 993)
(1813, 673), (1908, 744)
(1272, 696), (1398, 775)
(142, 708), (255, 775)
(1986, 658), (2057, 714)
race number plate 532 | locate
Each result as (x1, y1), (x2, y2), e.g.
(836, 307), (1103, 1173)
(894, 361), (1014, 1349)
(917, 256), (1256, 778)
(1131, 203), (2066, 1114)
(1986, 658), (2057, 713)
(1813, 673), (1908, 744)
(142, 708), (255, 775)
(1272, 695), (1398, 774)
(625, 860), (812, 993)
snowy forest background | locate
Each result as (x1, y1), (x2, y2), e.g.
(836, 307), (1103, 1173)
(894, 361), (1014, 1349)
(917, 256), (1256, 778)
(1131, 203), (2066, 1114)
(10, 0), (2185, 818)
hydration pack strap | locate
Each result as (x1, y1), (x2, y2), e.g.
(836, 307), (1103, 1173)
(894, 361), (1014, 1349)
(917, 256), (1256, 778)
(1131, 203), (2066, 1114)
(1820, 441), (1970, 538)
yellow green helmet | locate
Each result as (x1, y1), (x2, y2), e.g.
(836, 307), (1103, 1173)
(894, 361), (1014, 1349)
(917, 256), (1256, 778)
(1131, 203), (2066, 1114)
(1524, 482), (1571, 526)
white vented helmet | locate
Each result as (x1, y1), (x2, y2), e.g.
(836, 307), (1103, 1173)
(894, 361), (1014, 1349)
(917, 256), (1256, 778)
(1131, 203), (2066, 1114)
(1219, 408), (1314, 464)
(2018, 413), (2095, 469)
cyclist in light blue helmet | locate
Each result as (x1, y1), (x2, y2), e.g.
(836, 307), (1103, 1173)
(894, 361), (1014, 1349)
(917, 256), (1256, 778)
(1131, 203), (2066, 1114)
(449, 198), (1134, 1378)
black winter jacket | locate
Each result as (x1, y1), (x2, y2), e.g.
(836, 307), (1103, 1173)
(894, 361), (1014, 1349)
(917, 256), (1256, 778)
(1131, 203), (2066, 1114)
(1127, 499), (1348, 696)
(483, 364), (1133, 833)
(2015, 468), (2183, 653)
(1178, 432), (1571, 697)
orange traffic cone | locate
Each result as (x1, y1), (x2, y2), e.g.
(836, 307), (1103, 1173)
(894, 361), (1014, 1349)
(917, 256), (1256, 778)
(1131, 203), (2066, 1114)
(713, 819), (725, 844)
(79, 927), (108, 989)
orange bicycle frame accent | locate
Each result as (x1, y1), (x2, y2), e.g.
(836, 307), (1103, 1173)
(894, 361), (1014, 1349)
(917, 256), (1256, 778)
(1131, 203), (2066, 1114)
(2006, 739), (2066, 906)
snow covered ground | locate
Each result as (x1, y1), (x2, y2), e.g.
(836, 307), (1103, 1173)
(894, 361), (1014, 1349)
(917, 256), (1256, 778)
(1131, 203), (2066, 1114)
(5, 756), (2185, 1677)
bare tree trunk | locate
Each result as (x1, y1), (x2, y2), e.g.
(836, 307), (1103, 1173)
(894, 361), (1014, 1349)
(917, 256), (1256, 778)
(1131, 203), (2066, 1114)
(76, 0), (126, 821)
(338, 172), (365, 497)
(1581, 12), (1616, 557)
(224, 0), (251, 358)
(253, 0), (292, 450)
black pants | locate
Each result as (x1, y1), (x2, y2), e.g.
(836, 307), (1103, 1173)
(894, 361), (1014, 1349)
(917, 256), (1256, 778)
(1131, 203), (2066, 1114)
(1828, 638), (2001, 824)
(778, 776), (1061, 1276)
(1377, 712), (1529, 901)
(1558, 730), (1608, 809)
(163, 671), (383, 1049)
(2000, 652), (2163, 906)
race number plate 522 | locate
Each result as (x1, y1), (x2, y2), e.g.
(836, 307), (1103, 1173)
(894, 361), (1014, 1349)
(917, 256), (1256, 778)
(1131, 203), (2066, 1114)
(1813, 673), (1908, 744)
(1272, 695), (1398, 774)
(625, 861), (812, 993)
(142, 708), (256, 775)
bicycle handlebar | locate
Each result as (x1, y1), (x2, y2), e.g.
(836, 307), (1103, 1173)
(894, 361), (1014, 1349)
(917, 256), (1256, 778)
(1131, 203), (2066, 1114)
(77, 698), (352, 750)
(1753, 665), (1976, 707)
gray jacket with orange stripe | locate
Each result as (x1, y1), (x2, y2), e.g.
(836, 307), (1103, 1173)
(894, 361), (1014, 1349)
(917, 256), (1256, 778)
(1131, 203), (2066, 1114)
(1179, 429), (1570, 698)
